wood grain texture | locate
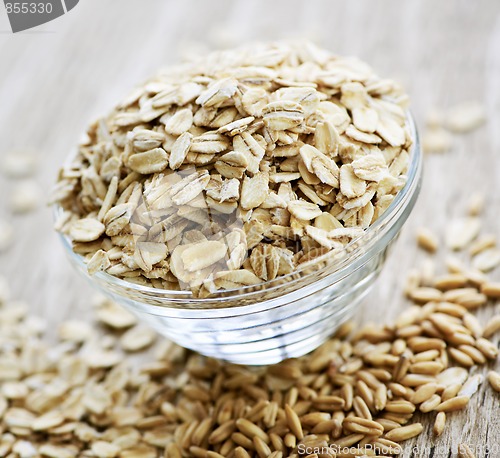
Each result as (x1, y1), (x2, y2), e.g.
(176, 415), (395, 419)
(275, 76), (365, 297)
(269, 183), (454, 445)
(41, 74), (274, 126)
(0, 1), (499, 456)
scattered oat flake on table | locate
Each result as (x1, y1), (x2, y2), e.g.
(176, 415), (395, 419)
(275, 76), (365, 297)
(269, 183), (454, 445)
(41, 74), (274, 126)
(58, 320), (94, 343)
(9, 180), (42, 214)
(422, 127), (453, 153)
(446, 101), (486, 133)
(0, 221), (14, 252)
(419, 257), (436, 286)
(435, 367), (469, 387)
(95, 299), (137, 329)
(445, 217), (481, 250)
(1, 152), (37, 178)
(425, 108), (445, 129)
(469, 234), (496, 256)
(472, 247), (500, 272)
(120, 325), (157, 352)
(83, 349), (121, 369)
(458, 374), (483, 398)
(416, 227), (438, 253)
(467, 191), (485, 216)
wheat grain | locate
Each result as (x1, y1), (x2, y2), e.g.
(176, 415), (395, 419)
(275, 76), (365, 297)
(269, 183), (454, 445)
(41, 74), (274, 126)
(435, 395), (469, 412)
(433, 411), (446, 436)
(480, 281), (500, 298)
(384, 423), (423, 441)
(487, 371), (500, 392)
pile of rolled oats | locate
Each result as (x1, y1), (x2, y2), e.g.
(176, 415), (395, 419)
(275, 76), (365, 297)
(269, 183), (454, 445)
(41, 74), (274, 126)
(53, 42), (412, 295)
(2, 212), (500, 458)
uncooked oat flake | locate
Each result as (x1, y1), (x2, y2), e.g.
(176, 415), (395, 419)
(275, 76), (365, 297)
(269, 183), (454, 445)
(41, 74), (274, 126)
(52, 41), (413, 295)
(10, 180), (42, 214)
(1, 152), (37, 178)
(446, 102), (485, 133)
(0, 221), (14, 253)
(422, 127), (453, 154)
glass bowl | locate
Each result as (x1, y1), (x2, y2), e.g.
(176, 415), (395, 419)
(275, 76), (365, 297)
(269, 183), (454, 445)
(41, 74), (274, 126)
(58, 115), (422, 365)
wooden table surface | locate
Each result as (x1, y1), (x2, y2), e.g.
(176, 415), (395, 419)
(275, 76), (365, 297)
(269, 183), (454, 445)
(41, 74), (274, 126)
(0, 1), (499, 456)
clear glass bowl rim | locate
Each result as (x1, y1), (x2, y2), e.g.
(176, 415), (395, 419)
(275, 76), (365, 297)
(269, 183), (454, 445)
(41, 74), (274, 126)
(57, 112), (421, 308)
